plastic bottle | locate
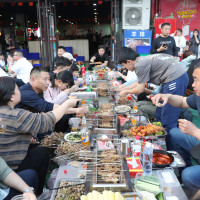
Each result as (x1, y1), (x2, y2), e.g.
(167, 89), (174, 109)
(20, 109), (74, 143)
(86, 71), (89, 84)
(132, 136), (141, 157)
(81, 65), (85, 77)
(142, 142), (153, 176)
(170, 12), (173, 18)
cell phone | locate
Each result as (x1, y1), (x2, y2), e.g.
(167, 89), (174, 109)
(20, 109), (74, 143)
(162, 44), (167, 47)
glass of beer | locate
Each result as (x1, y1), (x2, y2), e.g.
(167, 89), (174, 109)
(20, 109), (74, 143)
(0, 118), (6, 133)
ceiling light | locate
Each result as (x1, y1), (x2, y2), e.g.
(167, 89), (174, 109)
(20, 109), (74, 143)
(93, 3), (97, 6)
(10, 23), (12, 25)
(66, 19), (68, 21)
(0, 15), (2, 17)
(94, 8), (96, 10)
(72, 23), (73, 24)
(28, 21), (30, 23)
(58, 16), (61, 18)
(94, 13), (98, 14)
(11, 17), (13, 20)
(35, 23), (37, 24)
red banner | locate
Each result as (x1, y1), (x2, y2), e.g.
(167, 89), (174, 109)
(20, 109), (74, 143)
(154, 18), (176, 38)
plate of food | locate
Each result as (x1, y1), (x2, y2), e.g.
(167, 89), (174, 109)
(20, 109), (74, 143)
(64, 132), (81, 143)
(153, 150), (174, 167)
(115, 105), (131, 114)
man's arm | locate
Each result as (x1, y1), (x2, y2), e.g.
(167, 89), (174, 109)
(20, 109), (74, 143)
(172, 38), (178, 57)
(118, 81), (138, 91)
(150, 39), (159, 54)
(101, 60), (108, 67)
(151, 94), (189, 108)
(118, 83), (145, 96)
(90, 56), (96, 63)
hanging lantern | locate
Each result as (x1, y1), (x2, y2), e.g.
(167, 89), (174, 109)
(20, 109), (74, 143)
(11, 3), (15, 6)
(98, 1), (103, 5)
(29, 2), (33, 6)
(74, 2), (78, 6)
(18, 2), (23, 6)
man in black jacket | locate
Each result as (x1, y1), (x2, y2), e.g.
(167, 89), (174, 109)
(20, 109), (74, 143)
(150, 23), (178, 56)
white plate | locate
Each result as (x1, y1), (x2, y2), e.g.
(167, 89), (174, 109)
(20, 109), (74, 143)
(115, 105), (131, 113)
(64, 132), (81, 143)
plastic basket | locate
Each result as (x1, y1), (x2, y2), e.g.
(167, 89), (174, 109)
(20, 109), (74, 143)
(28, 53), (40, 60)
(76, 56), (85, 62)
(65, 47), (73, 54)
(136, 46), (151, 54)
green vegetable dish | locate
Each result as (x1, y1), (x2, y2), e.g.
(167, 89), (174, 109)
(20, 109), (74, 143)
(66, 132), (81, 142)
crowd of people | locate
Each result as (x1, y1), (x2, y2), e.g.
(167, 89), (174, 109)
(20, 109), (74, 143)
(0, 22), (200, 199)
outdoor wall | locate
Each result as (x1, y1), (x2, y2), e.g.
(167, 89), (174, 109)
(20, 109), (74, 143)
(58, 23), (111, 37)
(152, 0), (200, 40)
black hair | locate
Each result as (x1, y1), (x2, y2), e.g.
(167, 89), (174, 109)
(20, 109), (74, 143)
(98, 45), (105, 50)
(56, 57), (72, 69)
(30, 66), (49, 76)
(192, 29), (199, 37)
(14, 50), (23, 57)
(51, 70), (74, 88)
(70, 63), (79, 72)
(57, 46), (66, 52)
(161, 23), (171, 29)
(183, 50), (193, 59)
(177, 28), (182, 33)
(119, 47), (140, 64)
(0, 77), (16, 106)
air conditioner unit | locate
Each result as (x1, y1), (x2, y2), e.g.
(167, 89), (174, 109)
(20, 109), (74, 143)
(122, 0), (150, 30)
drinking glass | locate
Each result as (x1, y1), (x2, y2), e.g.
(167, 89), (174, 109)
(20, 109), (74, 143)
(0, 118), (6, 133)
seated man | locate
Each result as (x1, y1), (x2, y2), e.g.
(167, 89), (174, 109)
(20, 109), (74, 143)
(52, 46), (66, 71)
(52, 56), (72, 76)
(8, 50), (33, 87)
(151, 63), (200, 193)
(17, 66), (88, 134)
(88, 45), (108, 70)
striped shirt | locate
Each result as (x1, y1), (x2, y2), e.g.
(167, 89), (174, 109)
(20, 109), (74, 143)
(0, 106), (56, 169)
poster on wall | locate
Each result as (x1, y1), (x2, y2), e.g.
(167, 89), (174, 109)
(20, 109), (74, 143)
(154, 18), (176, 38)
(124, 30), (152, 51)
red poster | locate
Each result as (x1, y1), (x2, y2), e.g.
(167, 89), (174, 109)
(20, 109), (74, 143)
(154, 18), (177, 38)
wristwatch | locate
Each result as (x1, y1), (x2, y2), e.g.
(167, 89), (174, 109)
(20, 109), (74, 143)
(24, 187), (34, 193)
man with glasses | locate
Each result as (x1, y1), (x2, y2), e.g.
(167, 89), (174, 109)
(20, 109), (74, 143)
(8, 50), (33, 87)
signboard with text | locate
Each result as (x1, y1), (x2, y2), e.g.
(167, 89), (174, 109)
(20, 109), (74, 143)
(124, 30), (152, 51)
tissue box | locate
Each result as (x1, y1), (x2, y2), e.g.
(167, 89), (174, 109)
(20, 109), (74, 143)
(126, 157), (143, 178)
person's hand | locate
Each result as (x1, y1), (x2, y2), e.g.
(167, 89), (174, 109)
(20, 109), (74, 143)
(118, 90), (128, 97)
(69, 85), (79, 93)
(66, 98), (81, 108)
(23, 192), (37, 200)
(151, 93), (171, 106)
(8, 56), (14, 64)
(110, 86), (119, 91)
(158, 45), (167, 52)
(76, 106), (89, 114)
(178, 119), (199, 135)
(75, 81), (81, 86)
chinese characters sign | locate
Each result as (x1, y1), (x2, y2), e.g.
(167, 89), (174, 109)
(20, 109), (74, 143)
(124, 30), (152, 51)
